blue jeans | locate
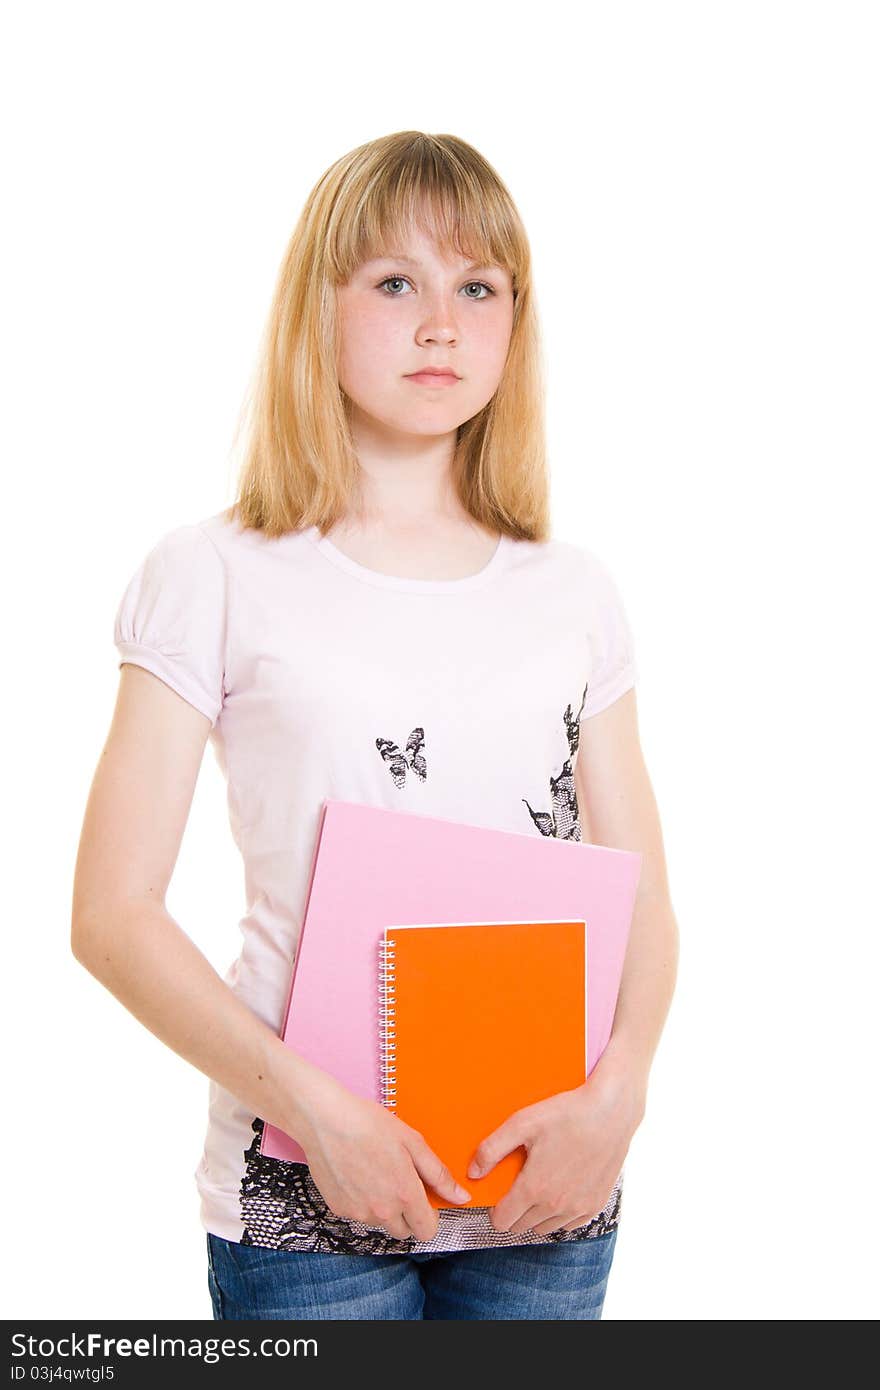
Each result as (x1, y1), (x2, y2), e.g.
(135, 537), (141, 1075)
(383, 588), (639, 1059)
(207, 1227), (618, 1320)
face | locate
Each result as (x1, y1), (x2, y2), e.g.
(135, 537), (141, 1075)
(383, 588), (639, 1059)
(335, 224), (515, 441)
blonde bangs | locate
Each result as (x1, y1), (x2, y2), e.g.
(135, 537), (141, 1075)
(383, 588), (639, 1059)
(324, 142), (528, 306)
(226, 131), (550, 542)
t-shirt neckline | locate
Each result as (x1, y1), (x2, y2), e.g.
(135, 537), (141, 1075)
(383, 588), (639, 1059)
(306, 526), (512, 594)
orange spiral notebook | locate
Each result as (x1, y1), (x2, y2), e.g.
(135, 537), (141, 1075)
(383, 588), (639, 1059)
(378, 919), (588, 1209)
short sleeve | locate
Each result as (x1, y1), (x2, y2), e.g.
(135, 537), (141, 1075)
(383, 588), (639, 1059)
(579, 549), (638, 720)
(113, 523), (228, 727)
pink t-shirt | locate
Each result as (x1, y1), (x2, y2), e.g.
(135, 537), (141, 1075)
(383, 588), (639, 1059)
(114, 510), (638, 1254)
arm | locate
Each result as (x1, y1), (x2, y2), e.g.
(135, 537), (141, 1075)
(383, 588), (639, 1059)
(71, 665), (333, 1146)
(575, 685), (680, 1111)
(72, 665), (469, 1240)
(470, 686), (679, 1234)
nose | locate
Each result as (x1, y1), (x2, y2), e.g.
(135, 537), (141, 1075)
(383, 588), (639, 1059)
(416, 321), (457, 347)
(412, 284), (462, 345)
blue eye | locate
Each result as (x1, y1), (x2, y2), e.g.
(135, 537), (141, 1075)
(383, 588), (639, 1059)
(461, 281), (495, 300)
(377, 275), (495, 300)
(378, 276), (411, 297)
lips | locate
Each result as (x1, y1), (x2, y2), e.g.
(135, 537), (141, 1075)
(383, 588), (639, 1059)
(404, 369), (460, 385)
(405, 368), (460, 379)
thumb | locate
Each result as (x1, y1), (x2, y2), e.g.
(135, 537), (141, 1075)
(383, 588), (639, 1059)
(467, 1115), (526, 1179)
(406, 1132), (471, 1204)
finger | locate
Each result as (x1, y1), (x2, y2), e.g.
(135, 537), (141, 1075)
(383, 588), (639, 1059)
(529, 1211), (575, 1236)
(372, 1210), (416, 1242)
(402, 1195), (440, 1244)
(560, 1211), (598, 1233)
(469, 1114), (529, 1179)
(498, 1203), (546, 1235)
(407, 1134), (471, 1205)
(490, 1195), (534, 1233)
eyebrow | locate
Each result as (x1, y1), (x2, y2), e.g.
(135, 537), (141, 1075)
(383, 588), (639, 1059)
(363, 254), (503, 275)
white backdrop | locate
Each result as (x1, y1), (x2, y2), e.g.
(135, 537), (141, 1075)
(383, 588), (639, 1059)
(4, 0), (877, 1321)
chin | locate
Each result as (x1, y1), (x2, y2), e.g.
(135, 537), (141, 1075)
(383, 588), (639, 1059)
(367, 406), (467, 438)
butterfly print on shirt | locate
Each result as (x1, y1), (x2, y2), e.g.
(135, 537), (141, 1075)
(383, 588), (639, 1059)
(522, 680), (589, 841)
(236, 682), (624, 1253)
(376, 727), (427, 788)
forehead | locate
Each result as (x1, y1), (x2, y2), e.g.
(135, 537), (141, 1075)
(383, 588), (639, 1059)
(359, 250), (507, 273)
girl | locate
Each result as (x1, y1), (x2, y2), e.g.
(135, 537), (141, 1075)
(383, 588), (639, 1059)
(72, 130), (679, 1321)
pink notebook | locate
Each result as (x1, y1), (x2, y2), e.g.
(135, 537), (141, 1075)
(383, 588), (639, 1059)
(260, 799), (642, 1161)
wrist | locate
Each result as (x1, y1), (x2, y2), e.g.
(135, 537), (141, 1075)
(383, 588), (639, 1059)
(264, 1038), (337, 1143)
(585, 1035), (650, 1119)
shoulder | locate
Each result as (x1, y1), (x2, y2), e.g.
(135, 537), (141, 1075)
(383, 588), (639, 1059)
(195, 509), (316, 573)
(114, 516), (232, 726)
(511, 534), (628, 604)
(552, 536), (624, 583)
(115, 519), (228, 598)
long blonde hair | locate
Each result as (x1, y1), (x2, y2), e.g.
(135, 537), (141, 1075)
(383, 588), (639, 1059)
(225, 130), (550, 541)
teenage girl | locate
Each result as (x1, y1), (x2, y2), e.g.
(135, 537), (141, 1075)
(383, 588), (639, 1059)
(72, 130), (679, 1321)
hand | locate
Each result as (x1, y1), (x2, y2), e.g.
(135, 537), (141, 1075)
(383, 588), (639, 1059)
(295, 1074), (472, 1243)
(467, 1064), (646, 1236)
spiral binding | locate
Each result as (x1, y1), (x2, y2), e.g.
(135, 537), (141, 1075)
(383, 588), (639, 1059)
(378, 937), (397, 1109)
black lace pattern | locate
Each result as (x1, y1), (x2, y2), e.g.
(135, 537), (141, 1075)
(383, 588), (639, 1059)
(239, 1117), (621, 1253)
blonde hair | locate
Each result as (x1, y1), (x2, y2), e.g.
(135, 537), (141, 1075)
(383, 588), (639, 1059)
(225, 130), (550, 542)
